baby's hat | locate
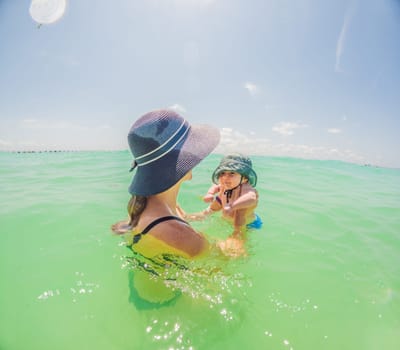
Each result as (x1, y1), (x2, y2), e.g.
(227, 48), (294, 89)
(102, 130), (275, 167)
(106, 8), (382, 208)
(212, 153), (257, 187)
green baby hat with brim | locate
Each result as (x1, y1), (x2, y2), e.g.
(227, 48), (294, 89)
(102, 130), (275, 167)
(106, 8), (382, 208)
(212, 153), (257, 187)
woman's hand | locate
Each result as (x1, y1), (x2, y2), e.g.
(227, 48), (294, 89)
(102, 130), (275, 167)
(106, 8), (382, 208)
(203, 193), (215, 202)
(111, 221), (132, 235)
(218, 236), (246, 258)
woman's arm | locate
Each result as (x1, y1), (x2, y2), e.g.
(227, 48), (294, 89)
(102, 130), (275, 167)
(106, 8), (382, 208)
(183, 206), (215, 221)
(182, 195), (223, 221)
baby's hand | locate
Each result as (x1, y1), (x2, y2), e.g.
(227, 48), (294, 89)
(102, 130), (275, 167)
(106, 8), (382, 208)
(223, 204), (233, 215)
(203, 193), (214, 203)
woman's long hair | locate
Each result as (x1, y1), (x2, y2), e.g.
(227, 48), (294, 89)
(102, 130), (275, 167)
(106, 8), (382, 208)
(127, 195), (147, 228)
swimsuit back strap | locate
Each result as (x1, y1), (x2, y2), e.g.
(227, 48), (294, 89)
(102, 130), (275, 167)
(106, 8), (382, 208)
(132, 215), (188, 244)
(141, 215), (188, 234)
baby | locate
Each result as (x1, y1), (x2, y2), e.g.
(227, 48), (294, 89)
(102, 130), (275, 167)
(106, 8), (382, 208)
(185, 154), (262, 256)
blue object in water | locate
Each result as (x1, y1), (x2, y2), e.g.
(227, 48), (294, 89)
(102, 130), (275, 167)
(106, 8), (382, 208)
(246, 214), (263, 229)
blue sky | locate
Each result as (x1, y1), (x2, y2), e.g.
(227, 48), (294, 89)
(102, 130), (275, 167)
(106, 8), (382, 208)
(1, 0), (399, 168)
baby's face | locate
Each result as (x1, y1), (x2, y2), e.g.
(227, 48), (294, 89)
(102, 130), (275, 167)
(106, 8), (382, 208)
(218, 171), (243, 189)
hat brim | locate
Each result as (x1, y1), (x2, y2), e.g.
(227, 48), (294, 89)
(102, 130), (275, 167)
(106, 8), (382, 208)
(212, 164), (257, 187)
(129, 124), (220, 196)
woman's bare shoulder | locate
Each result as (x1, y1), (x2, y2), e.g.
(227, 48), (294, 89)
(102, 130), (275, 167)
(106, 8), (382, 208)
(151, 219), (208, 258)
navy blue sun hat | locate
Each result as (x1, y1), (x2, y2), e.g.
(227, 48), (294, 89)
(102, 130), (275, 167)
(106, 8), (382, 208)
(212, 153), (257, 187)
(127, 109), (220, 196)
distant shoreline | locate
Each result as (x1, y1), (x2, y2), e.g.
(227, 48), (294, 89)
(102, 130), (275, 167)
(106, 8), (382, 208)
(0, 149), (394, 170)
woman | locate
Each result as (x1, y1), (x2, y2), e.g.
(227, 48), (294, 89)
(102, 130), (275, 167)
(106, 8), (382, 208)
(112, 109), (221, 306)
(112, 108), (220, 260)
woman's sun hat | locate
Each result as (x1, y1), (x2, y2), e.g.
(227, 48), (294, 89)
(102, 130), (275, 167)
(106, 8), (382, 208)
(212, 153), (257, 187)
(127, 109), (220, 196)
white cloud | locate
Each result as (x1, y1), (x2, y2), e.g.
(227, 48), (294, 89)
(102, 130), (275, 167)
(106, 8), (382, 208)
(19, 119), (109, 131)
(168, 104), (187, 114)
(98, 124), (111, 130)
(20, 119), (88, 130)
(335, 20), (347, 73)
(2, 118), (123, 152)
(272, 122), (307, 136)
(328, 128), (341, 134)
(0, 139), (12, 147)
(335, 3), (357, 73)
(214, 127), (365, 164)
(243, 82), (259, 96)
(0, 138), (44, 151)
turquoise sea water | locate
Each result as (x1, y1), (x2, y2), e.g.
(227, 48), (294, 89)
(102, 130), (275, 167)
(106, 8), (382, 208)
(1, 151), (399, 350)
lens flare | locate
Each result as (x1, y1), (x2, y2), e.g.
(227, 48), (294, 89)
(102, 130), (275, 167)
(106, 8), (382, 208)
(29, 0), (67, 25)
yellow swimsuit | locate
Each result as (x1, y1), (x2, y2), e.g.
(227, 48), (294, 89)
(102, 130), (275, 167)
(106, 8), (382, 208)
(126, 215), (191, 258)
(125, 216), (190, 306)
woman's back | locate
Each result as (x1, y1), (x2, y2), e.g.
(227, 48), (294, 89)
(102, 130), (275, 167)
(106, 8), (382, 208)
(126, 213), (209, 259)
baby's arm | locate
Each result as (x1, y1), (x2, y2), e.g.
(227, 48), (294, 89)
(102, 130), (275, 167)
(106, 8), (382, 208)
(223, 186), (258, 237)
(203, 184), (220, 203)
(224, 186), (258, 215)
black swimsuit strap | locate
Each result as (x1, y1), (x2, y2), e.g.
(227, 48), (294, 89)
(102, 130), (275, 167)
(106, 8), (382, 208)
(131, 215), (188, 245)
(223, 181), (242, 203)
(141, 215), (188, 234)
